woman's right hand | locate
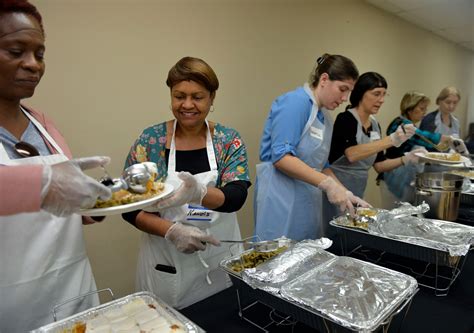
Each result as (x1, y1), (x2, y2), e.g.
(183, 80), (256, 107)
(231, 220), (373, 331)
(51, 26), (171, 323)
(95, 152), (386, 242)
(390, 124), (416, 147)
(165, 222), (220, 253)
(41, 156), (112, 217)
(318, 177), (370, 215)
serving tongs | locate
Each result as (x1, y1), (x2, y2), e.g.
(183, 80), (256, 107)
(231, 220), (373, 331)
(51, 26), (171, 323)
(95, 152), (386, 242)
(99, 162), (158, 194)
(220, 237), (292, 253)
(413, 131), (449, 152)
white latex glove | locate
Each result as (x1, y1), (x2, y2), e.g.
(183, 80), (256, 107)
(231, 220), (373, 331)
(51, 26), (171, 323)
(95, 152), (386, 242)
(390, 124), (416, 147)
(450, 137), (470, 155)
(145, 171), (207, 212)
(41, 156), (112, 217)
(165, 222), (220, 254)
(318, 177), (370, 216)
(403, 148), (428, 165)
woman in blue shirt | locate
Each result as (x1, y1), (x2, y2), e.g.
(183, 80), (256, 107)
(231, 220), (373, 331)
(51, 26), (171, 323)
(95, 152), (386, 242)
(254, 53), (369, 241)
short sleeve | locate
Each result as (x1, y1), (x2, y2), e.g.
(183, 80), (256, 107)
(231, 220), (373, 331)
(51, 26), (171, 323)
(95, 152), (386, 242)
(259, 88), (312, 163)
(328, 111), (359, 164)
(123, 123), (168, 181)
(213, 124), (251, 187)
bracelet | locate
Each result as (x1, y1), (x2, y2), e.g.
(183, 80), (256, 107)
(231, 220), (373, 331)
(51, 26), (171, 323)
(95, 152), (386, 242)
(400, 156), (405, 166)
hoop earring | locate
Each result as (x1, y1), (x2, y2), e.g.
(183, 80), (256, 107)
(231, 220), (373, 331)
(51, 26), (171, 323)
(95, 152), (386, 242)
(210, 105), (215, 112)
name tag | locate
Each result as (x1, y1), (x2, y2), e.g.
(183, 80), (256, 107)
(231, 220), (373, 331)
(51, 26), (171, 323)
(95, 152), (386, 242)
(187, 205), (212, 221)
(369, 131), (380, 141)
(310, 126), (323, 140)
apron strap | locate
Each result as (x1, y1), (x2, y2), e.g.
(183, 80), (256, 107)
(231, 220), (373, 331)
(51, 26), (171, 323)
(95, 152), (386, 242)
(168, 120), (217, 173)
(21, 106), (65, 156)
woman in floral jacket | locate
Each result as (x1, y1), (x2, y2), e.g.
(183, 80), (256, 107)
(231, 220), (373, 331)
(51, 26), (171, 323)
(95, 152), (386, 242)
(122, 57), (251, 309)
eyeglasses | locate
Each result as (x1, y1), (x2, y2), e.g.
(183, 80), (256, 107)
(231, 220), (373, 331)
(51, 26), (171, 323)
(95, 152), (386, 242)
(14, 141), (40, 158)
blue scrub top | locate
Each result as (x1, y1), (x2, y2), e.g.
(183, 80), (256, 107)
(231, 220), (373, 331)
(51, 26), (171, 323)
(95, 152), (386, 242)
(259, 87), (313, 164)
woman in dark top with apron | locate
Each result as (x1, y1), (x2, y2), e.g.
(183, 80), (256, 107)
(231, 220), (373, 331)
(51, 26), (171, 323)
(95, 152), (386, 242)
(322, 72), (422, 238)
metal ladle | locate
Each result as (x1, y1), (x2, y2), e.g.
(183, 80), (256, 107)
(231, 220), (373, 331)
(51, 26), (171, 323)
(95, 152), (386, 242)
(14, 141), (40, 158)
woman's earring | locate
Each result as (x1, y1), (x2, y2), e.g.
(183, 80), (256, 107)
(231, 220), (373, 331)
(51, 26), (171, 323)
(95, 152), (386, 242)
(210, 105), (215, 112)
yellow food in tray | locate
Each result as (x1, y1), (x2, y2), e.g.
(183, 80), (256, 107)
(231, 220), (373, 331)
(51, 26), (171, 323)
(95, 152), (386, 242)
(94, 181), (165, 208)
(230, 246), (288, 272)
(425, 152), (461, 162)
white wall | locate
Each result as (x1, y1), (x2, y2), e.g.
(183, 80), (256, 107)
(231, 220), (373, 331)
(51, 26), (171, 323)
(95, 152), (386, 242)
(29, 0), (473, 298)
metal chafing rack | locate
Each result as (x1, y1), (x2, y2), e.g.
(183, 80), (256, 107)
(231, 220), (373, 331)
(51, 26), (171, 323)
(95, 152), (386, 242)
(330, 204), (474, 296)
(220, 239), (418, 332)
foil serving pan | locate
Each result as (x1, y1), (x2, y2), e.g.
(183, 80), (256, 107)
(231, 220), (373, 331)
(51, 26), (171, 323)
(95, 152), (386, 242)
(370, 213), (474, 256)
(280, 256), (418, 332)
(31, 291), (199, 333)
(241, 240), (337, 294)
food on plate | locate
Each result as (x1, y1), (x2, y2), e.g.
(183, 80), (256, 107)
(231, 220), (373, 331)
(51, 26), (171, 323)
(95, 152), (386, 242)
(425, 152), (461, 162)
(94, 181), (165, 208)
(60, 298), (185, 333)
(230, 246), (288, 272)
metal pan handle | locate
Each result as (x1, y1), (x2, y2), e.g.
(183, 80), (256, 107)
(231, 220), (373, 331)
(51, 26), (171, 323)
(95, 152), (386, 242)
(379, 289), (418, 326)
(52, 288), (115, 321)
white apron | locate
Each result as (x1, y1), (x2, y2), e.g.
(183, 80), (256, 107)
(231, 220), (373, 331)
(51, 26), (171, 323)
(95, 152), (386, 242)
(435, 111), (460, 138)
(254, 84), (333, 241)
(0, 110), (98, 333)
(322, 109), (380, 238)
(136, 120), (241, 309)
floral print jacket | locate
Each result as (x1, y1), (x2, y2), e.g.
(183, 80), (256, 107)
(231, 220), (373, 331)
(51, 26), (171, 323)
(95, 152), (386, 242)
(124, 121), (250, 187)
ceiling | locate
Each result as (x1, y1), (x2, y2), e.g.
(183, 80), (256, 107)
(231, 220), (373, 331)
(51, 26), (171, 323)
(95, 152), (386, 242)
(365, 0), (474, 52)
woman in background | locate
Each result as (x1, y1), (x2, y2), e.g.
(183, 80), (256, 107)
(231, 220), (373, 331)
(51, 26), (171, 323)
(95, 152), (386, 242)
(122, 57), (251, 309)
(322, 72), (422, 237)
(378, 91), (452, 208)
(420, 86), (461, 137)
(420, 86), (469, 154)
(254, 53), (368, 242)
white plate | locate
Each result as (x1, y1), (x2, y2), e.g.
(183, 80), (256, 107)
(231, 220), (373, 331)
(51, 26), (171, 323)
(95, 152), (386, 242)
(80, 183), (174, 216)
(415, 152), (471, 165)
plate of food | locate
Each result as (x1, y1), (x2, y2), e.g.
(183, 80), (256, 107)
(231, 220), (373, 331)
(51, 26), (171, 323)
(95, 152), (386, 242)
(415, 152), (470, 164)
(80, 182), (174, 216)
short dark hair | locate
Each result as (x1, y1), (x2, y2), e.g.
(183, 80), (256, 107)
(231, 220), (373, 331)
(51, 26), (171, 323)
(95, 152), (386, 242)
(348, 72), (387, 109)
(166, 57), (219, 94)
(309, 53), (359, 87)
(0, 0), (44, 33)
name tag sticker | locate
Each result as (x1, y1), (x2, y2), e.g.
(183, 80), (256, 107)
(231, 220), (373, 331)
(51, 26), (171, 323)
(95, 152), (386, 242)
(310, 126), (323, 140)
(370, 131), (380, 141)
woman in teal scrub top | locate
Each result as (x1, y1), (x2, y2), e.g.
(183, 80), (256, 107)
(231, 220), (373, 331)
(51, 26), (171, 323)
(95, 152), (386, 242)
(254, 53), (369, 241)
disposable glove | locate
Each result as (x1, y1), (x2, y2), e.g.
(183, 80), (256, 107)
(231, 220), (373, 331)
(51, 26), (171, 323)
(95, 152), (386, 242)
(145, 171), (207, 212)
(318, 177), (370, 216)
(41, 156), (112, 217)
(165, 222), (220, 254)
(403, 148), (428, 165)
(390, 124), (416, 147)
(450, 137), (470, 155)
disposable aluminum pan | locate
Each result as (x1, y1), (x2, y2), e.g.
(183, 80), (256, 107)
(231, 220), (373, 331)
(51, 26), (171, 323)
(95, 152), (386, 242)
(31, 291), (200, 333)
(241, 240), (337, 294)
(370, 212), (474, 256)
(280, 256), (418, 332)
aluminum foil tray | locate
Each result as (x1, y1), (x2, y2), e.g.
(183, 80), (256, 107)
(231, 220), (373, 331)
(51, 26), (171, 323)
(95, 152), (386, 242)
(31, 291), (199, 333)
(241, 240), (337, 294)
(370, 213), (474, 256)
(280, 257), (418, 332)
